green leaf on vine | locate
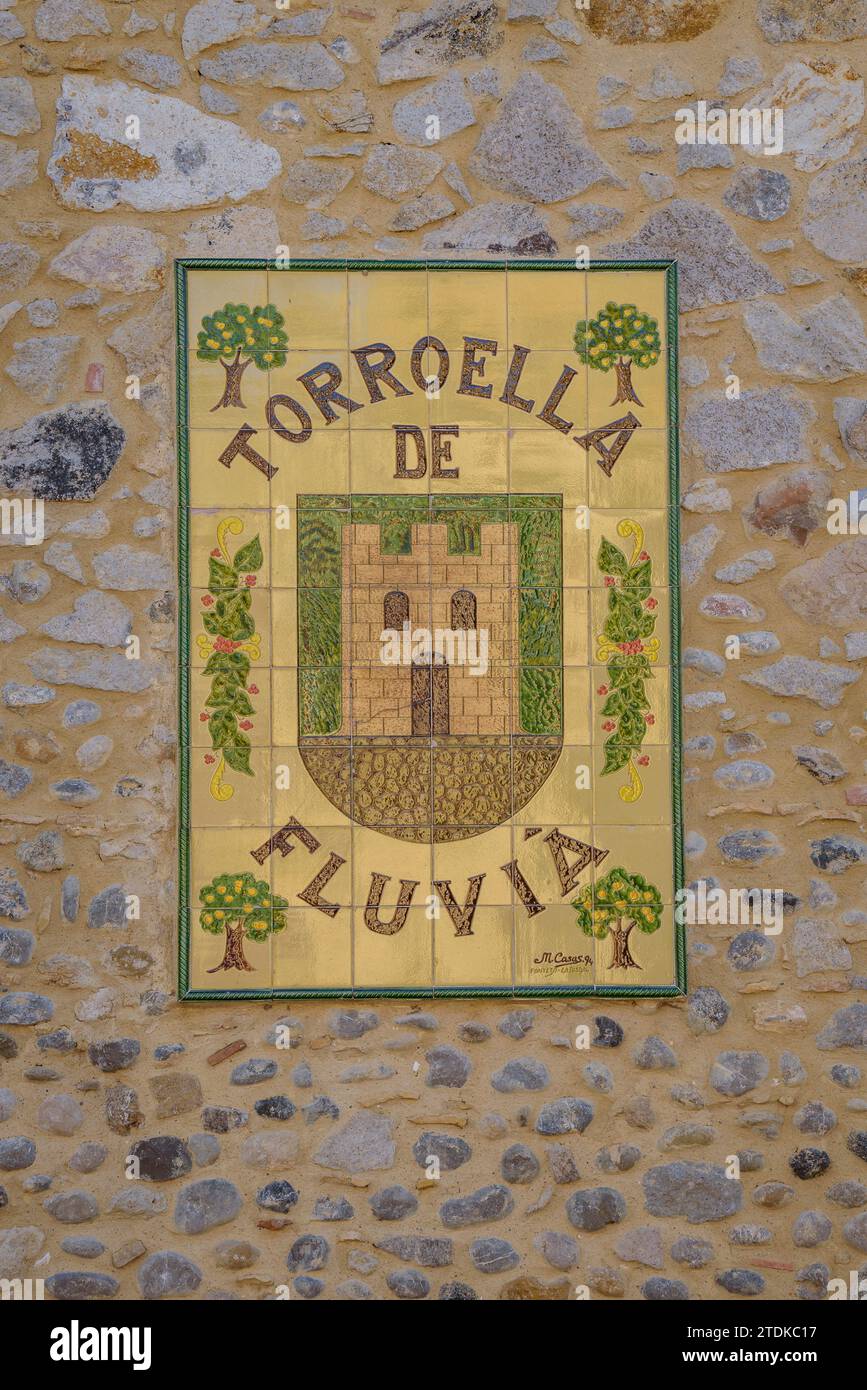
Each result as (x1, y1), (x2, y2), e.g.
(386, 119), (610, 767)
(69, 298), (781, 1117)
(208, 557), (237, 593)
(602, 738), (631, 775)
(598, 537), (627, 577)
(233, 535), (263, 573)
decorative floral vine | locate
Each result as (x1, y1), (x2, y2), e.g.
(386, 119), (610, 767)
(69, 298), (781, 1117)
(197, 517), (263, 801)
(595, 518), (659, 804)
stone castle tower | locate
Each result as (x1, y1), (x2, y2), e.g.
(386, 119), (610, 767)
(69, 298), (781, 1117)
(339, 520), (518, 738)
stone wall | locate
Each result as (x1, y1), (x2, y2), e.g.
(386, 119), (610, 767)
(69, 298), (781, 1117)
(2, 0), (867, 1302)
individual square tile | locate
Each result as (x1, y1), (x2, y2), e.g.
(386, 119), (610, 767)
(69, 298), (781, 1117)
(188, 428), (273, 510)
(593, 745), (673, 826)
(562, 588), (590, 666)
(272, 903), (352, 992)
(190, 587), (270, 669)
(354, 906), (433, 991)
(349, 267), (428, 349)
(591, 664), (672, 747)
(188, 510), (271, 589)
(428, 268), (507, 353)
(589, 510), (670, 588)
(514, 902), (595, 991)
(512, 824), (598, 915)
(352, 831), (431, 911)
(186, 744), (271, 827)
(349, 429), (433, 496)
(508, 428), (589, 508)
(271, 825), (352, 910)
(587, 428), (671, 510)
(432, 823), (513, 907)
(272, 668), (299, 747)
(590, 585), (671, 671)
(507, 268), (587, 352)
(187, 349), (274, 430)
(270, 423), (350, 502)
(433, 905), (514, 990)
(189, 668), (271, 747)
(590, 826), (676, 903)
(513, 745), (593, 826)
(271, 747), (351, 828)
(501, 351), (588, 434)
(188, 908), (274, 991)
(267, 266), (348, 351)
(593, 902), (677, 991)
(348, 348), (430, 431)
(428, 428), (508, 493)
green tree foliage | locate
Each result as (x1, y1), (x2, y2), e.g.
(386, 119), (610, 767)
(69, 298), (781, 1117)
(197, 302), (288, 410)
(574, 301), (661, 406)
(572, 865), (663, 971)
(199, 871), (288, 973)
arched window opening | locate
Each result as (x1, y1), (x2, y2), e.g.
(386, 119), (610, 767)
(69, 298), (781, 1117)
(451, 588), (476, 630)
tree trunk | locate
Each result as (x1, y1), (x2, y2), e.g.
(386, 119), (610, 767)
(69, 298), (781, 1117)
(207, 919), (254, 973)
(608, 919), (641, 971)
(211, 352), (251, 412)
(611, 357), (643, 408)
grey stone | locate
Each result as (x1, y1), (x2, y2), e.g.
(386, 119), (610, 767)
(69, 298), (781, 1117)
(683, 387), (814, 475)
(362, 143), (442, 201)
(46, 1272), (119, 1299)
(0, 77), (40, 136)
(5, 335), (80, 405)
(230, 1058), (277, 1085)
(671, 1235), (714, 1268)
(0, 871), (31, 922)
(327, 1009), (379, 1039)
(88, 885), (127, 930)
(724, 167), (790, 221)
(421, 201), (556, 256)
(188, 1133), (220, 1167)
(412, 1132), (471, 1171)
(843, 1213), (867, 1253)
(129, 1136), (193, 1182)
(370, 1185), (417, 1220)
(119, 49), (182, 91)
(182, 0), (265, 60)
(0, 1137), (36, 1170)
(392, 73), (475, 145)
(741, 657), (860, 709)
(794, 919), (851, 977)
(500, 1143), (540, 1184)
(37, 1094), (82, 1135)
(313, 1112), (395, 1172)
(376, 1235), (452, 1266)
(0, 243), (39, 293)
(0, 759), (31, 801)
(137, 1250), (202, 1297)
(27, 649), (158, 694)
(64, 699), (101, 727)
(566, 1187), (626, 1232)
(44, 1190), (98, 1223)
(426, 1044), (471, 1087)
(643, 1162), (743, 1223)
(69, 1142), (107, 1174)
(780, 538), (867, 629)
(286, 1234), (329, 1272)
(255, 1180), (298, 1213)
(313, 1195), (354, 1221)
(387, 1268), (429, 1299)
(710, 1050), (770, 1097)
(470, 1237), (519, 1273)
(745, 294), (867, 384)
(533, 1230), (579, 1271)
(48, 77), (281, 213)
(688, 987), (730, 1034)
(469, 72), (619, 203)
(377, 0), (503, 85)
(439, 1184), (514, 1228)
(492, 1058), (549, 1092)
(174, 1178), (241, 1234)
(615, 1225), (664, 1268)
(634, 1037), (677, 1069)
(605, 200), (783, 310)
(0, 403), (124, 501)
(715, 1269), (764, 1295)
(258, 99), (306, 133)
(199, 41), (344, 91)
(61, 1236), (105, 1259)
(0, 992), (53, 1024)
(794, 1211), (832, 1247)
(88, 1039), (140, 1072)
(810, 836), (867, 874)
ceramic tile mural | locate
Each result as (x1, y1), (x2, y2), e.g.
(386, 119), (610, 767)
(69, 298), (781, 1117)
(177, 261), (683, 999)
